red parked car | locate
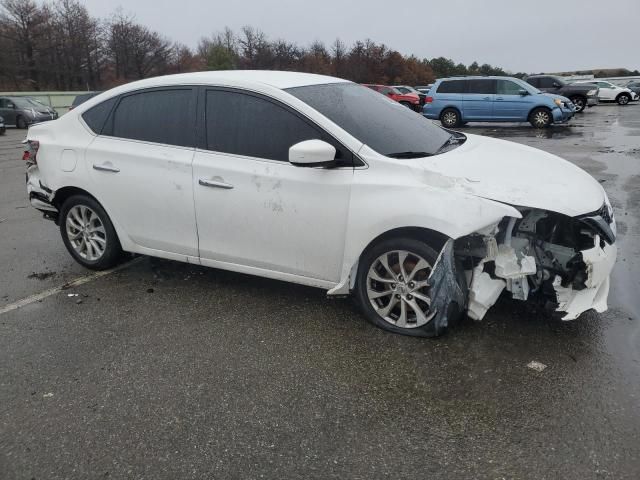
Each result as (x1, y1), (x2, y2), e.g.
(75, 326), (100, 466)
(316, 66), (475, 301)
(362, 84), (421, 111)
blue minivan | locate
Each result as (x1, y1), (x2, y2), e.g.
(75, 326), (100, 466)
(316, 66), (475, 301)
(423, 76), (575, 128)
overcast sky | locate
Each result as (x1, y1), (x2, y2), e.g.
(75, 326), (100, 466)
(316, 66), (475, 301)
(80, 0), (639, 73)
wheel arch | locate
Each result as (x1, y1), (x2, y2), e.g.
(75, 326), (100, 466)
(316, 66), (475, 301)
(527, 104), (552, 119)
(52, 185), (133, 251)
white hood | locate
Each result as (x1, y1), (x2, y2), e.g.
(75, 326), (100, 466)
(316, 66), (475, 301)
(414, 134), (604, 217)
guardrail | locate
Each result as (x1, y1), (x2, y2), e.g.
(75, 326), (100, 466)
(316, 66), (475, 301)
(0, 91), (92, 115)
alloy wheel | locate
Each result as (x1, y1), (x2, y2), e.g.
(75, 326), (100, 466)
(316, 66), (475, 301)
(366, 250), (436, 328)
(533, 110), (550, 127)
(442, 111), (457, 127)
(619, 95), (629, 105)
(65, 205), (107, 261)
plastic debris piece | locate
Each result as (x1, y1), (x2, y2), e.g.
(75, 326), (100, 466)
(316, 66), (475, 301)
(527, 361), (547, 372)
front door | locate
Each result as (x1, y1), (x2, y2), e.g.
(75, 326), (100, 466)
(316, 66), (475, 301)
(493, 79), (531, 121)
(192, 88), (353, 283)
(86, 87), (199, 256)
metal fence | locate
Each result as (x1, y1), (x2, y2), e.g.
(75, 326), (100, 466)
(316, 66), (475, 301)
(0, 91), (92, 115)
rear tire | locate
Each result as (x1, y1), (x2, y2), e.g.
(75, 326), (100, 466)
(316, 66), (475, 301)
(16, 116), (27, 129)
(617, 93), (631, 105)
(529, 107), (552, 128)
(440, 108), (461, 128)
(569, 95), (586, 112)
(399, 101), (412, 109)
(355, 237), (443, 337)
(59, 194), (124, 270)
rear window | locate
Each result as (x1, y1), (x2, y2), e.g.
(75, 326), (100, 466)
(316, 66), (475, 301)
(436, 80), (466, 94)
(104, 89), (194, 147)
(81, 97), (117, 134)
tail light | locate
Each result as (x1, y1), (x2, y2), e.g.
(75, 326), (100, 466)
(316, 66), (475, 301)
(22, 140), (40, 164)
(425, 96), (434, 103)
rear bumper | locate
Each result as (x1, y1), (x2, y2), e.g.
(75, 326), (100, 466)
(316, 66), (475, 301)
(587, 95), (599, 106)
(26, 165), (57, 213)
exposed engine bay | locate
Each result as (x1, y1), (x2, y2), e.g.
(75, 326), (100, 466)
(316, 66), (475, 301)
(454, 205), (617, 321)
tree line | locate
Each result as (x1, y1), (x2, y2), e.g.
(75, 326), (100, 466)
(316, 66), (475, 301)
(0, 0), (517, 92)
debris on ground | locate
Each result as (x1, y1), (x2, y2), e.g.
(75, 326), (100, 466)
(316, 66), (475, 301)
(28, 271), (56, 280)
(42, 393), (54, 398)
(67, 293), (78, 297)
(146, 288), (154, 293)
(527, 361), (547, 372)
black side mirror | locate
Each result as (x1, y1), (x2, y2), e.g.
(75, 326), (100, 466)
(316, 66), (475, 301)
(518, 89), (529, 96)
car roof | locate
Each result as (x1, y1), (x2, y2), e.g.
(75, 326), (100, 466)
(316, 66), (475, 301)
(438, 76), (523, 81)
(115, 70), (350, 92)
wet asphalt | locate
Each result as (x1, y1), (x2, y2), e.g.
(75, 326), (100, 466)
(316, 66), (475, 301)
(0, 105), (639, 479)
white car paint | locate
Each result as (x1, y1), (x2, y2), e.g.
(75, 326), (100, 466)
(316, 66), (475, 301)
(25, 70), (617, 326)
(574, 80), (638, 102)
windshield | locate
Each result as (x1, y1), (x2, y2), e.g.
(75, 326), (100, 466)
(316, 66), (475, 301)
(12, 97), (48, 109)
(286, 83), (453, 158)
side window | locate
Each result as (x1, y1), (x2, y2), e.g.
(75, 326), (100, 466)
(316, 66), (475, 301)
(205, 90), (351, 165)
(496, 80), (523, 95)
(0, 98), (6, 108)
(81, 97), (117, 134)
(437, 80), (466, 94)
(105, 89), (194, 147)
(467, 79), (495, 94)
(538, 77), (554, 88)
(527, 78), (539, 88)
(379, 87), (393, 95)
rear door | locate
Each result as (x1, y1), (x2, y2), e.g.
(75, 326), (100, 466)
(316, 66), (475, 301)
(596, 82), (616, 100)
(462, 79), (495, 120)
(85, 87), (199, 257)
(493, 79), (530, 121)
(192, 87), (353, 283)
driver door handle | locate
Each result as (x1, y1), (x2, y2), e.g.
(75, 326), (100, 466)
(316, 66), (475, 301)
(199, 178), (234, 189)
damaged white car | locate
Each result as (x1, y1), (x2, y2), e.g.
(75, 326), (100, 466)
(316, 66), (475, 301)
(24, 71), (617, 337)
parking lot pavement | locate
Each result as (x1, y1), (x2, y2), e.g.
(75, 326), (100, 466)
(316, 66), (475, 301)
(1, 106), (639, 479)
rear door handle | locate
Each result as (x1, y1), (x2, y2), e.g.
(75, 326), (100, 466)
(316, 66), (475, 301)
(93, 163), (120, 173)
(199, 178), (234, 189)
(495, 97), (504, 101)
(483, 96), (491, 100)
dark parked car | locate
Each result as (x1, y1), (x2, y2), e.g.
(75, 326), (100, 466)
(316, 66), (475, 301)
(626, 81), (640, 96)
(0, 115), (5, 135)
(69, 92), (102, 110)
(0, 96), (58, 128)
(525, 75), (598, 112)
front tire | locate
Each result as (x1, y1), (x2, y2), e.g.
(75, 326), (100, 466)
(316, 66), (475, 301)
(569, 95), (586, 112)
(16, 116), (27, 129)
(440, 108), (461, 128)
(355, 237), (442, 337)
(529, 107), (552, 128)
(617, 93), (631, 105)
(59, 194), (124, 270)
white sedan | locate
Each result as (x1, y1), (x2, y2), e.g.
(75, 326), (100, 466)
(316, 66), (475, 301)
(574, 80), (638, 104)
(24, 71), (617, 337)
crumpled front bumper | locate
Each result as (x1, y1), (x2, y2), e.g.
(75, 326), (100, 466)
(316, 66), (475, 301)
(465, 229), (616, 322)
(553, 239), (616, 320)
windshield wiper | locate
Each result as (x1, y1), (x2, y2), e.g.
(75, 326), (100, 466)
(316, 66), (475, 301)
(435, 133), (466, 154)
(386, 151), (432, 159)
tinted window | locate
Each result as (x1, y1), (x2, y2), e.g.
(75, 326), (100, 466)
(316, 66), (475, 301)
(527, 78), (539, 87)
(205, 90), (347, 163)
(286, 83), (452, 158)
(436, 80), (466, 94)
(538, 77), (556, 88)
(82, 97), (117, 134)
(496, 80), (522, 95)
(106, 89), (194, 147)
(467, 79), (495, 94)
